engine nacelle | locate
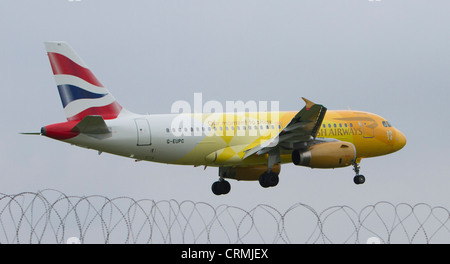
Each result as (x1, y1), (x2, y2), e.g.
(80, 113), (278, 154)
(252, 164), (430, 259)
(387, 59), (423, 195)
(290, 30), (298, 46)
(292, 141), (356, 168)
(220, 164), (281, 181)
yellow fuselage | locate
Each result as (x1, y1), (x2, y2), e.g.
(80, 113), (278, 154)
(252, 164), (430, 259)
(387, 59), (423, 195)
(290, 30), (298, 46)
(170, 110), (406, 167)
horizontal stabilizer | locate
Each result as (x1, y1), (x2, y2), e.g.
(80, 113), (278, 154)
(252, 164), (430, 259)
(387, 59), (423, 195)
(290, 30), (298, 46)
(71, 115), (110, 134)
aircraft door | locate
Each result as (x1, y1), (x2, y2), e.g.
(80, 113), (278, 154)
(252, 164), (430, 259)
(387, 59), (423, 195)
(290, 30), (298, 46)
(135, 118), (151, 146)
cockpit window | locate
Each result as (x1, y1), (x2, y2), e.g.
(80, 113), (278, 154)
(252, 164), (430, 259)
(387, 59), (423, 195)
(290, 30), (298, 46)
(382, 120), (392, 127)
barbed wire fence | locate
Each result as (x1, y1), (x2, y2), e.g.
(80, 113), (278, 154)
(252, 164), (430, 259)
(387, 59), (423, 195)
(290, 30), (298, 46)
(0, 189), (448, 244)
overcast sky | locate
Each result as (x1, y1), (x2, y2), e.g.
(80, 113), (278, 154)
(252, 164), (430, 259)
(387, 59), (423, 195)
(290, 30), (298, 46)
(1, 0), (450, 228)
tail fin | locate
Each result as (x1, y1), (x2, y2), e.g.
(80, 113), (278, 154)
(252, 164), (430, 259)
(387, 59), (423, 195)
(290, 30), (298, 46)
(45, 41), (124, 121)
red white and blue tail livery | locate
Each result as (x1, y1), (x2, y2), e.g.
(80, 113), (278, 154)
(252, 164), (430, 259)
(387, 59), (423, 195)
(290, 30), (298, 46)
(28, 41), (406, 195)
(45, 41), (123, 121)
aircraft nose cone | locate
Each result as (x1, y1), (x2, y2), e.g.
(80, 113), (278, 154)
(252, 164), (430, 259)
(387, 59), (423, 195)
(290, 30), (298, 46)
(395, 130), (407, 151)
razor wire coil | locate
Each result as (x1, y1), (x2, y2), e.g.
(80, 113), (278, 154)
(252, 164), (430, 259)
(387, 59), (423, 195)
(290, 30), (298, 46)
(0, 189), (449, 244)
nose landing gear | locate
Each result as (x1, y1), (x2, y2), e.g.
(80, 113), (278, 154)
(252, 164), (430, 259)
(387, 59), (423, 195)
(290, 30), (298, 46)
(352, 162), (365, 185)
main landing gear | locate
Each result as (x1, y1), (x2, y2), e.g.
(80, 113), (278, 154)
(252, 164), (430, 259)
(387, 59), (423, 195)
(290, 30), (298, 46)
(259, 171), (279, 188)
(211, 165), (281, 195)
(352, 162), (365, 185)
(211, 179), (231, 195)
(211, 171), (280, 195)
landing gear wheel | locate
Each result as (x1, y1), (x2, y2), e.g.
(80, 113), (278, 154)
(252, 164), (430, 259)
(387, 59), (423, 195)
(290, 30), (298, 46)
(221, 180), (231, 194)
(259, 172), (279, 188)
(259, 172), (270, 188)
(212, 180), (231, 195)
(267, 172), (279, 187)
(353, 175), (365, 185)
(211, 181), (220, 195)
(352, 161), (365, 185)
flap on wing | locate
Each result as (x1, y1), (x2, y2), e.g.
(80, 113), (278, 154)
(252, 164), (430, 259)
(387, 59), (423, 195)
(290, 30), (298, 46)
(243, 97), (327, 159)
(71, 115), (110, 134)
(243, 136), (279, 159)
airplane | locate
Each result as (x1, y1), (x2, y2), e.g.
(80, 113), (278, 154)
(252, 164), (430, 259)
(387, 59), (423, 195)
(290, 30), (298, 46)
(27, 41), (407, 195)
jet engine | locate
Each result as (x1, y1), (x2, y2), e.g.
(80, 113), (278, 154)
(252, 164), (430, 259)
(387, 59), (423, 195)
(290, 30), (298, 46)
(292, 141), (356, 168)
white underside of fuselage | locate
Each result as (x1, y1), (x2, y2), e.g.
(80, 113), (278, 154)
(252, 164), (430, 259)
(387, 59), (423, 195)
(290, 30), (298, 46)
(64, 113), (225, 165)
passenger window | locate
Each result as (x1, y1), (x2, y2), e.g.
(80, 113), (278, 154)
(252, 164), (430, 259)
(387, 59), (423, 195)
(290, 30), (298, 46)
(339, 123), (342, 128)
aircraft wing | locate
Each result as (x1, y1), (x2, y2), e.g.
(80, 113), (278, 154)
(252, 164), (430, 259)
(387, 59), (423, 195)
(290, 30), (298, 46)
(243, 97), (327, 159)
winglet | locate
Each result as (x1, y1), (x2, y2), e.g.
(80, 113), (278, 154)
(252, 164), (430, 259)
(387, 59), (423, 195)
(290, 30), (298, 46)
(301, 97), (315, 111)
